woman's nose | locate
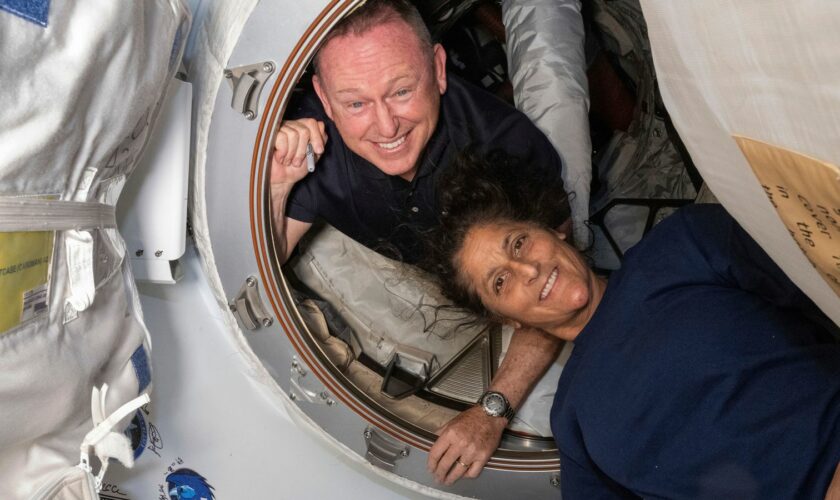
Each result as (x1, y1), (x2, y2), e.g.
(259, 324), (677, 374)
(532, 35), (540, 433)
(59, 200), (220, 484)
(511, 260), (540, 283)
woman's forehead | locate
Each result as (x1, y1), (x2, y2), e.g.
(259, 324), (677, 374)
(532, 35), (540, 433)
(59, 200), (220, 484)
(458, 221), (525, 275)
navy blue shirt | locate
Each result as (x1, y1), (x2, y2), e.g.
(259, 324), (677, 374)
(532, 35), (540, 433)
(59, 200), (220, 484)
(552, 204), (840, 499)
(285, 74), (568, 263)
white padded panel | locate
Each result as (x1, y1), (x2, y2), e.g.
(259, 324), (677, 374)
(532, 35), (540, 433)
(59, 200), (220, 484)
(640, 0), (840, 325)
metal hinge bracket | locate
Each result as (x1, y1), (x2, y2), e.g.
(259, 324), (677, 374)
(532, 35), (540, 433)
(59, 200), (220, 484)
(229, 275), (273, 330)
(224, 60), (275, 120)
(363, 427), (409, 472)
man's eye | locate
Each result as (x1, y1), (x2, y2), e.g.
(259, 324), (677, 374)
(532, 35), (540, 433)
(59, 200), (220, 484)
(349, 101), (363, 109)
(494, 274), (506, 294)
(513, 235), (527, 256)
(395, 88), (410, 97)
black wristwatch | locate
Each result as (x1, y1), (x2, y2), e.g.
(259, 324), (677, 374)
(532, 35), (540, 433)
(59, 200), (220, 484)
(478, 390), (515, 422)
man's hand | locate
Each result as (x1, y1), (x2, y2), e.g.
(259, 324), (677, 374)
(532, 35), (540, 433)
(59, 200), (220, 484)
(427, 406), (507, 485)
(271, 118), (327, 185)
(269, 118), (324, 263)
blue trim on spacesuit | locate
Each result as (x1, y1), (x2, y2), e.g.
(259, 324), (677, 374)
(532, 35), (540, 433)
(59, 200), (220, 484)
(131, 345), (152, 393)
(0, 0), (50, 27)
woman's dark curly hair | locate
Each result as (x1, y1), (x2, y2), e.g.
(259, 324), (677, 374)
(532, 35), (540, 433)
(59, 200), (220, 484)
(421, 147), (572, 320)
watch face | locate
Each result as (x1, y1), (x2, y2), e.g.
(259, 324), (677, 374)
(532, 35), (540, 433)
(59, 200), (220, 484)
(483, 393), (506, 417)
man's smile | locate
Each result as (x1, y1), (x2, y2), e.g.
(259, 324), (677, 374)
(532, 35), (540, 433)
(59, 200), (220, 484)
(375, 133), (407, 151)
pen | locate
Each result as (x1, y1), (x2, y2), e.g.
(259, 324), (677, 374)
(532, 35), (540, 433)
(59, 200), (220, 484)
(306, 143), (316, 173)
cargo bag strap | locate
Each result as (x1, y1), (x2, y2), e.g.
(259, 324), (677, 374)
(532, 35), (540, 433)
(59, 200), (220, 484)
(0, 198), (118, 315)
(0, 198), (115, 232)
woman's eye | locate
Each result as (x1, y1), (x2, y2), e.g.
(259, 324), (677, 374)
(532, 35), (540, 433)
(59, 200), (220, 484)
(513, 235), (527, 256)
(494, 274), (506, 294)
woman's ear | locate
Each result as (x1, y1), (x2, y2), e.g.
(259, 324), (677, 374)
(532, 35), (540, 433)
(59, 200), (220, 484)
(553, 218), (573, 241)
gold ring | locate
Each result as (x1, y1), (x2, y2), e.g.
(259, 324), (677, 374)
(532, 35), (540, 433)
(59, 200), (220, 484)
(456, 459), (469, 468)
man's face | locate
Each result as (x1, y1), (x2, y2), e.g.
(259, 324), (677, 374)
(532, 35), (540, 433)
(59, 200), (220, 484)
(313, 19), (447, 181)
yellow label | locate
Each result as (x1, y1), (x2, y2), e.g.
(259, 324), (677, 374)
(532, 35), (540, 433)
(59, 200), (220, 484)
(734, 135), (840, 297)
(0, 231), (54, 334)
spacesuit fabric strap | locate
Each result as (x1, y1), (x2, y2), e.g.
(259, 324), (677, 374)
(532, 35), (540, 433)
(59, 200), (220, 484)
(0, 198), (116, 316)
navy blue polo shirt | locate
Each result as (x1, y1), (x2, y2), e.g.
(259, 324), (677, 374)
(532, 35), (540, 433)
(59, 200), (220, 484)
(552, 204), (840, 499)
(285, 74), (567, 263)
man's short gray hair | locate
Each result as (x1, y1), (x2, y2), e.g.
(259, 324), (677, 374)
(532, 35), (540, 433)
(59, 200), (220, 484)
(313, 0), (434, 75)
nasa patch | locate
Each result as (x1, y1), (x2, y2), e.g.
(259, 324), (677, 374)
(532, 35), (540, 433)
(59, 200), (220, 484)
(125, 410), (149, 461)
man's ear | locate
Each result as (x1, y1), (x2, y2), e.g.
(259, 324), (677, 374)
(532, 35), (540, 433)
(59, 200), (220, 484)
(432, 44), (447, 95)
(312, 75), (334, 120)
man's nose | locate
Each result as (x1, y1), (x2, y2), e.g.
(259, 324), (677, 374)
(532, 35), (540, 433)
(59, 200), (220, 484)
(373, 102), (398, 138)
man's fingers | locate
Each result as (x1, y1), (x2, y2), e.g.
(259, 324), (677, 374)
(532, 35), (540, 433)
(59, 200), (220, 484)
(274, 120), (307, 165)
(283, 124), (306, 166)
(272, 132), (288, 166)
(313, 120), (328, 154)
(292, 130), (310, 167)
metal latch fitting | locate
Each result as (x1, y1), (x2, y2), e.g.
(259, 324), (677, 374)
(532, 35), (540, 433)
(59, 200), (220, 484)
(364, 427), (409, 472)
(380, 345), (437, 399)
(224, 61), (275, 120)
(229, 276), (273, 330)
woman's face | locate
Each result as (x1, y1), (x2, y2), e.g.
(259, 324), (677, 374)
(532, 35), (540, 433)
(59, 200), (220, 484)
(455, 220), (596, 334)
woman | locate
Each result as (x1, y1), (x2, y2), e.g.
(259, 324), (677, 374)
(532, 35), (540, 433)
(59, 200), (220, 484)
(425, 151), (840, 499)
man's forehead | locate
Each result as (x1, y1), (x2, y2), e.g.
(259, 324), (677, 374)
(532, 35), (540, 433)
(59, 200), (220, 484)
(317, 19), (428, 74)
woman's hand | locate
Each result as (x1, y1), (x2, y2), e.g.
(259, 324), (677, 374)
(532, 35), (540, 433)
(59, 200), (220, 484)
(826, 461), (840, 500)
(426, 406), (507, 485)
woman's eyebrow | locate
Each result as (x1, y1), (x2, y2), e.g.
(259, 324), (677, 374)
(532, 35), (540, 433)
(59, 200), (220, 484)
(483, 232), (513, 292)
(502, 232), (512, 252)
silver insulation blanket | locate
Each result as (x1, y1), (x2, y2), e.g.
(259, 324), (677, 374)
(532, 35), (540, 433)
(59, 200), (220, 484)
(502, 0), (592, 248)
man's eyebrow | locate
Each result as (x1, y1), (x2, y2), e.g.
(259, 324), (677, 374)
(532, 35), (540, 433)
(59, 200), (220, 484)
(335, 75), (414, 96)
(483, 232), (512, 293)
(387, 74), (414, 86)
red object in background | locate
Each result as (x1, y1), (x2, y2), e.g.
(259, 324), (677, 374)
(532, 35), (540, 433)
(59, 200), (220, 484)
(587, 53), (636, 132)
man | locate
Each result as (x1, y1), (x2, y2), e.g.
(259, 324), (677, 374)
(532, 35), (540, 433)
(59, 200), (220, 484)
(270, 0), (570, 485)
